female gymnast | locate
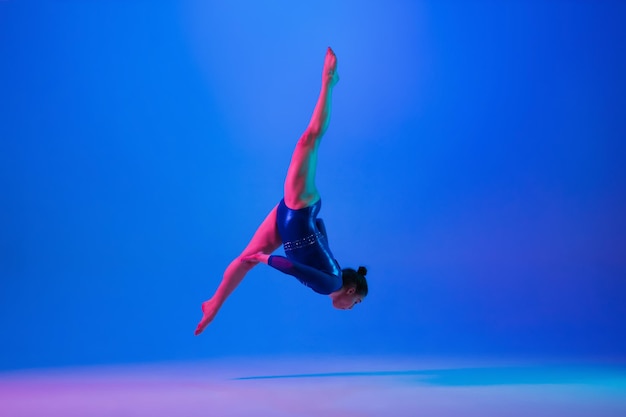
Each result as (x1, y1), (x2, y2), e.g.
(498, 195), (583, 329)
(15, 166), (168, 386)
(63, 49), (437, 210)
(195, 47), (368, 336)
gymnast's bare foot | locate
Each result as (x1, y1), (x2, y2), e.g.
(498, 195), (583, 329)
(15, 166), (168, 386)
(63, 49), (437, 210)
(323, 47), (339, 87)
(194, 299), (219, 336)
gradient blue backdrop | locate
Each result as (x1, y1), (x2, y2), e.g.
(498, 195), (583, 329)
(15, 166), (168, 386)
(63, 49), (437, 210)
(1, 0), (625, 371)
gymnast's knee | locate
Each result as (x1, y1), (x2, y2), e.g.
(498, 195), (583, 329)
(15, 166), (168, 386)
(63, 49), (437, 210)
(298, 129), (321, 148)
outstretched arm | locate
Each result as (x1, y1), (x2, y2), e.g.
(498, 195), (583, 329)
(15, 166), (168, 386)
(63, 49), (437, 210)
(268, 255), (342, 295)
(241, 252), (342, 295)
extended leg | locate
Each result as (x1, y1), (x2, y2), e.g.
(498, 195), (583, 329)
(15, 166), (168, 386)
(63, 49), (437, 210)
(195, 205), (281, 335)
(284, 47), (339, 209)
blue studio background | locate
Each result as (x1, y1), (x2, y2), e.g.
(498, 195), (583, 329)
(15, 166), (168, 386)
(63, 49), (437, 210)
(1, 0), (625, 371)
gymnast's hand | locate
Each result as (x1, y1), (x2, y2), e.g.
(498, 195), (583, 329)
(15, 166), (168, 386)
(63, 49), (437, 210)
(241, 252), (270, 265)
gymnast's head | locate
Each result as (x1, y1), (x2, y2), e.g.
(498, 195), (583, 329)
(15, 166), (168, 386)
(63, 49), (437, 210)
(330, 266), (368, 310)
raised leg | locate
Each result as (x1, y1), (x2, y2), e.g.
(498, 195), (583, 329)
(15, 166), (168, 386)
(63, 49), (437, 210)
(195, 205), (281, 335)
(284, 47), (339, 209)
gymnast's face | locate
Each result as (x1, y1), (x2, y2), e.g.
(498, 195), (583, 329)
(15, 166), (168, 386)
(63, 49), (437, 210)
(332, 287), (364, 310)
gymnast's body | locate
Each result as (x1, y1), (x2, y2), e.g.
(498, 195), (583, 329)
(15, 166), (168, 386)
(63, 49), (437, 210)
(195, 47), (368, 336)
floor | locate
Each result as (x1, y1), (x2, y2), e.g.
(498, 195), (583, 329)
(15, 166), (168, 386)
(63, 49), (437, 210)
(1, 356), (625, 417)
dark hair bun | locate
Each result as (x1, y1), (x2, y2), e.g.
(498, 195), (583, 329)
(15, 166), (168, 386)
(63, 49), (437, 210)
(357, 266), (367, 277)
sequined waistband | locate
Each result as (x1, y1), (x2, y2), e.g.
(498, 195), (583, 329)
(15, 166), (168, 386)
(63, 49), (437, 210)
(283, 231), (324, 252)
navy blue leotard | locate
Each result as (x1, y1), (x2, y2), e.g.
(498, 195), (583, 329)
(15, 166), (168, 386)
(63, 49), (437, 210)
(268, 199), (342, 295)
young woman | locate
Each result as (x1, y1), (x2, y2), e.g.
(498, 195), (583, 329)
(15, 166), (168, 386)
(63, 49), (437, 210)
(195, 47), (368, 336)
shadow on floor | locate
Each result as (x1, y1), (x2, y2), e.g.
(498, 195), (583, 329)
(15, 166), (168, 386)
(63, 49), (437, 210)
(235, 365), (626, 387)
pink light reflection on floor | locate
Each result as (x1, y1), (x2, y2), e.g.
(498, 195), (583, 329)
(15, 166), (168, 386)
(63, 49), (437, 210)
(1, 357), (625, 417)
